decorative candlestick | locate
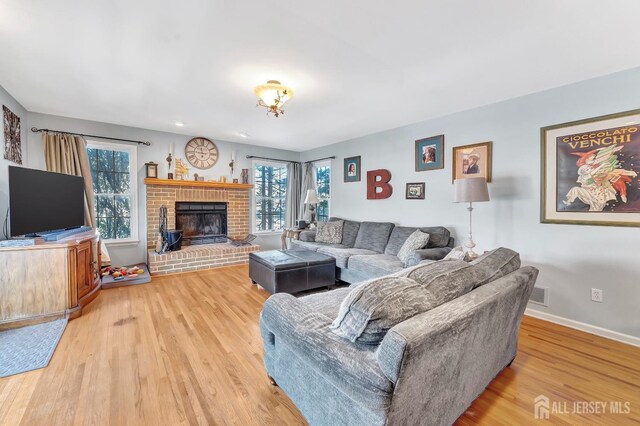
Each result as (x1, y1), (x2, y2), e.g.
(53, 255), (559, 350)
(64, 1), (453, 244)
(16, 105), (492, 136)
(166, 153), (173, 179)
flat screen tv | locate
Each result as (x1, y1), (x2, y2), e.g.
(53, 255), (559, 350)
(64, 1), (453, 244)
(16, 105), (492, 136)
(9, 166), (85, 237)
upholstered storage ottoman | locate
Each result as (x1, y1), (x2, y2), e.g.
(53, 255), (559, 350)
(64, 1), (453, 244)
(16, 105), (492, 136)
(249, 250), (335, 294)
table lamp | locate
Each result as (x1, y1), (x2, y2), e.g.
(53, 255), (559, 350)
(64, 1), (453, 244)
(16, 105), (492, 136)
(304, 189), (319, 224)
(454, 177), (490, 260)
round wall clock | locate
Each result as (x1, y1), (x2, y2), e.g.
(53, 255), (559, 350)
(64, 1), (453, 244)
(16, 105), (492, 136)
(185, 137), (219, 169)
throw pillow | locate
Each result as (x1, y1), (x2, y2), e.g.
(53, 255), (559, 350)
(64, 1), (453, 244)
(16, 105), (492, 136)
(442, 246), (469, 261)
(470, 247), (521, 288)
(315, 220), (344, 244)
(396, 230), (430, 266)
(331, 260), (475, 344)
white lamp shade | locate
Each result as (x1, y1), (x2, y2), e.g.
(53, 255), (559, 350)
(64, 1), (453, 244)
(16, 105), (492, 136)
(454, 178), (490, 203)
(304, 189), (319, 204)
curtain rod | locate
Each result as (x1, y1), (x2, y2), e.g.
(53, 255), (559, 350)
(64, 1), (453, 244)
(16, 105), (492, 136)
(304, 155), (335, 164)
(31, 127), (151, 146)
(246, 155), (300, 164)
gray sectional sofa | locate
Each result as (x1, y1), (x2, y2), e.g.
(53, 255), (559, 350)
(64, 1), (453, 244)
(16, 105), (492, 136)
(260, 248), (539, 426)
(289, 217), (454, 283)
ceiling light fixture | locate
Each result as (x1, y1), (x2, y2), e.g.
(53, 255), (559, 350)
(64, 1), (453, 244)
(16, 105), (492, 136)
(174, 121), (184, 127)
(239, 132), (249, 138)
(253, 80), (294, 118)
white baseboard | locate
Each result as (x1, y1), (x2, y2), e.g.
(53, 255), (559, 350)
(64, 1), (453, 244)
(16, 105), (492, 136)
(525, 308), (640, 348)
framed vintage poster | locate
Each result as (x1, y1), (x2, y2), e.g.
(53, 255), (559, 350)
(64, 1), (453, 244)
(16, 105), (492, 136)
(405, 182), (425, 199)
(344, 155), (361, 182)
(452, 141), (492, 182)
(541, 109), (640, 227)
(415, 135), (444, 171)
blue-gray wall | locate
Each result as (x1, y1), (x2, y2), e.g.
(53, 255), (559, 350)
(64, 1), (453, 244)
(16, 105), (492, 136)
(301, 67), (640, 338)
(0, 86), (28, 239)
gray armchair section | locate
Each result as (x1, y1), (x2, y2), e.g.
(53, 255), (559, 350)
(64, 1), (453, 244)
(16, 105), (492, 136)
(261, 265), (539, 426)
(290, 218), (454, 283)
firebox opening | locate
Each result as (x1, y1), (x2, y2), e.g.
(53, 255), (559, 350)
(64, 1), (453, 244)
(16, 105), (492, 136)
(175, 202), (228, 245)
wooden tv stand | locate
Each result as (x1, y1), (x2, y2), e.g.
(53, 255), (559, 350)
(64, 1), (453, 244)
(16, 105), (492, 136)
(0, 229), (101, 329)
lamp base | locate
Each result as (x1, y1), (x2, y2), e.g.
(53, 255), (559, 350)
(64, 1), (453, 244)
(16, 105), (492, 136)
(464, 239), (479, 260)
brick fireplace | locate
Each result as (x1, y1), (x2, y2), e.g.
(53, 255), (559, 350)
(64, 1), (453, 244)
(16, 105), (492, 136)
(145, 179), (259, 275)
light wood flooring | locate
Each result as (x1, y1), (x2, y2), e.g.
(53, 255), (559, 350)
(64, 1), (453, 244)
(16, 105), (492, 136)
(0, 265), (638, 425)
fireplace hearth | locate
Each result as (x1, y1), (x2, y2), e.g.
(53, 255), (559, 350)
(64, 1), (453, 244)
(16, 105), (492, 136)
(175, 201), (227, 246)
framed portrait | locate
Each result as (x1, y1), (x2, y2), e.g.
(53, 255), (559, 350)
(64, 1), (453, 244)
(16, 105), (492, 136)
(405, 182), (425, 199)
(452, 141), (492, 182)
(415, 135), (444, 171)
(344, 155), (361, 182)
(541, 109), (640, 227)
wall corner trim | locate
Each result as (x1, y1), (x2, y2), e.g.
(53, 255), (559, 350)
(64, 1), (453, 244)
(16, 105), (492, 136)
(525, 307), (640, 348)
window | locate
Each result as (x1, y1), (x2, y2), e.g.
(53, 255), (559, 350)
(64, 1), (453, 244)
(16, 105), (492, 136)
(87, 141), (138, 242)
(315, 161), (331, 222)
(254, 161), (288, 232)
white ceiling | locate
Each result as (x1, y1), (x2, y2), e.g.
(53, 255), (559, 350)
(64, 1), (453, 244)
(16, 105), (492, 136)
(1, 1), (640, 152)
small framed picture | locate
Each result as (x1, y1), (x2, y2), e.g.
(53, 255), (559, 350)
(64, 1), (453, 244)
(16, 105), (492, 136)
(344, 156), (361, 182)
(405, 182), (426, 199)
(452, 141), (492, 182)
(415, 135), (444, 171)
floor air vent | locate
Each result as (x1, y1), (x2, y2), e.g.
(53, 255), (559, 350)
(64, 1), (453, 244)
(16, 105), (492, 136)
(529, 286), (548, 306)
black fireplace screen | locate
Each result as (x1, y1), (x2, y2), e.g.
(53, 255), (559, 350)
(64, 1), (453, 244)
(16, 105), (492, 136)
(175, 202), (227, 245)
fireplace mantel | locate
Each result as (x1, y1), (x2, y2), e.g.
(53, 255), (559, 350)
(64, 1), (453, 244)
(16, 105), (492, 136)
(144, 178), (253, 190)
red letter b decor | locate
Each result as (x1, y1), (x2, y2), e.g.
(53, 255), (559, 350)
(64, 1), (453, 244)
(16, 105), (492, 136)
(367, 169), (393, 199)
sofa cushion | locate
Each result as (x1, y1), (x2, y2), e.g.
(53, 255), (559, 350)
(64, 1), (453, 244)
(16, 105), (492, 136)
(348, 254), (405, 279)
(316, 220), (344, 244)
(289, 240), (347, 252)
(470, 247), (521, 288)
(420, 226), (451, 248)
(396, 230), (430, 266)
(299, 287), (351, 319)
(331, 260), (475, 344)
(353, 222), (395, 253)
(317, 247), (378, 268)
(330, 217), (361, 247)
(385, 226), (449, 255)
(442, 246), (469, 261)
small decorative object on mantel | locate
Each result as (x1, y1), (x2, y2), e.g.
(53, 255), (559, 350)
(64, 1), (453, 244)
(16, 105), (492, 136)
(241, 168), (249, 184)
(541, 109), (640, 227)
(233, 178), (238, 184)
(367, 169), (393, 199)
(229, 150), (235, 179)
(174, 158), (189, 180)
(166, 153), (173, 179)
(3, 105), (22, 165)
(405, 182), (425, 199)
(193, 173), (199, 181)
(344, 156), (361, 182)
(145, 161), (158, 178)
(415, 135), (444, 172)
(185, 137), (219, 169)
(452, 141), (492, 183)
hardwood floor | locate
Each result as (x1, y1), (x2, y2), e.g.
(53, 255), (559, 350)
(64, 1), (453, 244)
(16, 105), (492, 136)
(0, 265), (638, 425)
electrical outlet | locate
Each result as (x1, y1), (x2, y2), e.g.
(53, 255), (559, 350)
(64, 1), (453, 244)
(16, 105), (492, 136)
(591, 288), (603, 303)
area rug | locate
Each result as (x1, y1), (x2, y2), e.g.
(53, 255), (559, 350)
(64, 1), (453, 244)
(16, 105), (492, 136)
(0, 317), (67, 378)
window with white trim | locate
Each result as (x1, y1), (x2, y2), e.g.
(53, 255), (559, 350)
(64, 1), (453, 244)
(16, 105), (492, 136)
(87, 141), (138, 242)
(315, 161), (331, 222)
(253, 161), (288, 232)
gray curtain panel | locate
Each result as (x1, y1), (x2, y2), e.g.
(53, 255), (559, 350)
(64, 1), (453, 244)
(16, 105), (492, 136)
(285, 162), (302, 228)
(43, 133), (96, 228)
(300, 162), (316, 222)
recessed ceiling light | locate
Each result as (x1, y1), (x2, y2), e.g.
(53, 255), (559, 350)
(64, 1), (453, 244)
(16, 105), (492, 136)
(625, 121), (637, 125)
(239, 132), (249, 138)
(174, 121), (184, 127)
